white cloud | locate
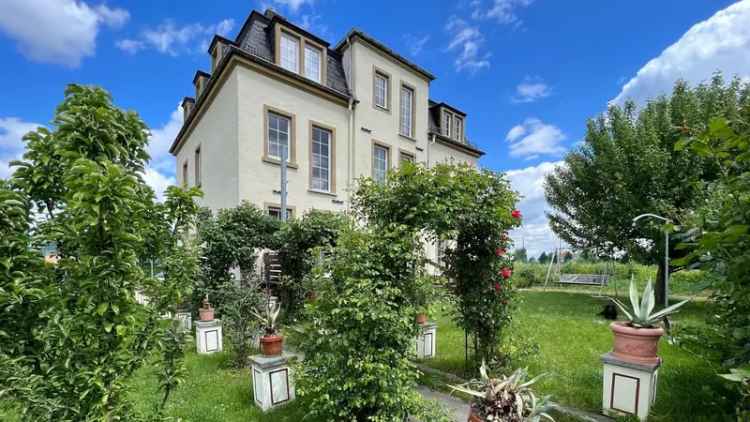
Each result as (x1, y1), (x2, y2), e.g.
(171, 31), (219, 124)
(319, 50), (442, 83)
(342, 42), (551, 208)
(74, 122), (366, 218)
(506, 118), (566, 159)
(445, 16), (491, 73)
(0, 117), (42, 179)
(117, 19), (235, 56)
(148, 106), (182, 176)
(404, 34), (431, 57)
(506, 160), (566, 258)
(612, 0), (750, 106)
(271, 0), (314, 13)
(116, 39), (144, 55)
(299, 14), (329, 38)
(142, 167), (175, 201)
(0, 0), (129, 67)
(472, 0), (534, 25)
(512, 76), (551, 103)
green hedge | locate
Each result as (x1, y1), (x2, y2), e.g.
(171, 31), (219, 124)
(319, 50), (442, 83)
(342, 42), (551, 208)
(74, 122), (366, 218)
(513, 261), (712, 295)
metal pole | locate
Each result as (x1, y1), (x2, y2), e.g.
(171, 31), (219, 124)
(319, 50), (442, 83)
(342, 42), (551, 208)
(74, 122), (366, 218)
(664, 231), (669, 307)
(280, 144), (288, 222)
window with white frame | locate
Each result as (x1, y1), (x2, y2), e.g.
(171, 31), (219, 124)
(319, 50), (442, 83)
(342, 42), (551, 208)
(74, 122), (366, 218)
(267, 206), (294, 220)
(443, 110), (452, 138)
(373, 144), (389, 183)
(267, 111), (291, 161)
(280, 32), (299, 73)
(304, 44), (322, 83)
(374, 72), (388, 109)
(399, 85), (414, 137)
(454, 117), (463, 142)
(400, 150), (415, 164)
(311, 126), (331, 191)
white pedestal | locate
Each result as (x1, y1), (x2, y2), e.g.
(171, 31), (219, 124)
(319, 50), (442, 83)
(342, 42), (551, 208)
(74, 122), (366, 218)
(250, 353), (296, 412)
(415, 322), (437, 359)
(601, 352), (660, 421)
(175, 312), (192, 332)
(195, 319), (223, 354)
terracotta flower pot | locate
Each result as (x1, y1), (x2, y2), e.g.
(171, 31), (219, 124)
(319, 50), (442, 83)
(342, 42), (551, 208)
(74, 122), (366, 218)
(467, 408), (482, 422)
(198, 307), (214, 321)
(260, 334), (284, 356)
(610, 321), (664, 364)
(416, 313), (428, 325)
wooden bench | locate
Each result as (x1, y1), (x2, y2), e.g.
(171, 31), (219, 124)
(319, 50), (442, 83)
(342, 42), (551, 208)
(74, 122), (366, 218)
(558, 274), (610, 286)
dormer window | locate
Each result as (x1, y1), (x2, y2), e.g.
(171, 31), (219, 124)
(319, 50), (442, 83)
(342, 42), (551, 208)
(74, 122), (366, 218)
(280, 32), (300, 73)
(454, 116), (463, 142)
(304, 44), (322, 83)
(441, 108), (465, 143)
(275, 24), (327, 84)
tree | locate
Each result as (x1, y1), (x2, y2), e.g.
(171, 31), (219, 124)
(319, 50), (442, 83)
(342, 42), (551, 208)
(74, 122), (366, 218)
(0, 85), (198, 420)
(675, 117), (750, 417)
(514, 247), (528, 262)
(545, 74), (748, 304)
(297, 223), (449, 422)
(538, 252), (549, 263)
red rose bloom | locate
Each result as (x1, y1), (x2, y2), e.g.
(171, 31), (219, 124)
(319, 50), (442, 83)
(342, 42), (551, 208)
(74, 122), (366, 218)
(511, 209), (522, 219)
(495, 247), (506, 257)
(500, 267), (512, 279)
(494, 282), (502, 292)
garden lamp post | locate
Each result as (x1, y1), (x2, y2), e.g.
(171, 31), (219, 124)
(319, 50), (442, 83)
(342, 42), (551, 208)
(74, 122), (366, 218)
(632, 213), (670, 307)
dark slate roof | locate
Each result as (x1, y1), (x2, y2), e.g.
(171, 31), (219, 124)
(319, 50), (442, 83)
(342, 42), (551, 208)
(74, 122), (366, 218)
(234, 10), (350, 96)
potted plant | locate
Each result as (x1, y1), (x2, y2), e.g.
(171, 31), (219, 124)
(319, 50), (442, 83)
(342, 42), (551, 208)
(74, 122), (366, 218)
(414, 275), (437, 325)
(609, 277), (689, 364)
(449, 361), (553, 422)
(198, 295), (214, 321)
(253, 300), (283, 356)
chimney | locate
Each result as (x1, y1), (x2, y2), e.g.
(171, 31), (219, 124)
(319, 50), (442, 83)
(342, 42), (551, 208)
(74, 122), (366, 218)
(193, 71), (210, 99)
(181, 97), (195, 122)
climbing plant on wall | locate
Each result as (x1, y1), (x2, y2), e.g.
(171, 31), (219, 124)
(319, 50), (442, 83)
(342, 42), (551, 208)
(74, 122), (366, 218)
(354, 162), (521, 363)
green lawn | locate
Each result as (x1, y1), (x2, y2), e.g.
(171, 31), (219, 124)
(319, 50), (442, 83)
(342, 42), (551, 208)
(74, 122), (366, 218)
(2, 289), (733, 421)
(424, 289), (734, 421)
(1, 349), (315, 422)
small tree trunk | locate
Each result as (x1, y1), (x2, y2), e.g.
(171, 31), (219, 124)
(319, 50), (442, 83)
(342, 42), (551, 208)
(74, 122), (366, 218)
(655, 259), (666, 307)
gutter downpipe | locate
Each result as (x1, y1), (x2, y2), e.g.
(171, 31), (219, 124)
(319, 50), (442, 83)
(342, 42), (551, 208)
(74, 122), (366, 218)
(345, 36), (356, 211)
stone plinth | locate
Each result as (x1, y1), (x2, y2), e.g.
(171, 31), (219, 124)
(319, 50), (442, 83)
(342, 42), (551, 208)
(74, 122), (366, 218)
(175, 312), (192, 332)
(601, 352), (660, 421)
(416, 321), (437, 359)
(195, 319), (222, 354)
(250, 353), (296, 412)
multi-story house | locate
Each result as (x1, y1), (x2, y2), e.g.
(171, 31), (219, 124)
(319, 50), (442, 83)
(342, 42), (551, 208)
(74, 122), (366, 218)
(169, 7), (484, 228)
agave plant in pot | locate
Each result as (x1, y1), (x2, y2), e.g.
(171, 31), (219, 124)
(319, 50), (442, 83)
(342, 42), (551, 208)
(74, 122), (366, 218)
(609, 278), (689, 364)
(253, 300), (283, 356)
(449, 361), (554, 422)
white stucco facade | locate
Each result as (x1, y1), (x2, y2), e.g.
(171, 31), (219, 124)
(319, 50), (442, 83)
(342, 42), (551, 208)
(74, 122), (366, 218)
(171, 9), (483, 226)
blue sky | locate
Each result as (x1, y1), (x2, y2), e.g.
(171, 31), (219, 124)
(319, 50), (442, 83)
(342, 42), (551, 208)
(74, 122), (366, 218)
(1, 0), (749, 256)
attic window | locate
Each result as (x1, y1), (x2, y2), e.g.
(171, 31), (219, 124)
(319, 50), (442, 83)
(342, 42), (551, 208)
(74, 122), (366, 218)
(304, 44), (322, 83)
(280, 32), (300, 73)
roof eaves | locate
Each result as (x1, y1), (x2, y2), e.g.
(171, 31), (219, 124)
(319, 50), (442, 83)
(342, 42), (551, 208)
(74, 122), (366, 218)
(431, 132), (485, 157)
(170, 46), (351, 155)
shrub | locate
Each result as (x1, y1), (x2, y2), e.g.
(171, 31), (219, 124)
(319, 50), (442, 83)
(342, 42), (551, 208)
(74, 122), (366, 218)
(217, 280), (264, 368)
(297, 224), (449, 422)
(275, 209), (346, 320)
